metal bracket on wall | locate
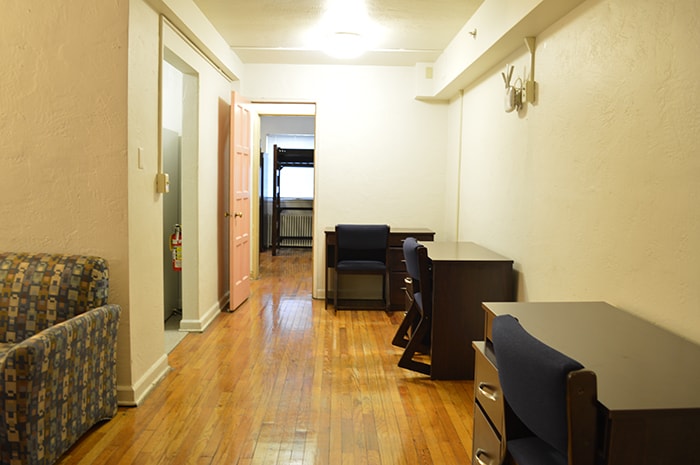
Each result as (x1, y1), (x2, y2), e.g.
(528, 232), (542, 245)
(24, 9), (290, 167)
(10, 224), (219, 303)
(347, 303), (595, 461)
(523, 37), (538, 104)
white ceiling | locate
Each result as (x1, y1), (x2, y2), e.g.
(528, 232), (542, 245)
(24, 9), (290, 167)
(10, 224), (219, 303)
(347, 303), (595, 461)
(192, 0), (484, 66)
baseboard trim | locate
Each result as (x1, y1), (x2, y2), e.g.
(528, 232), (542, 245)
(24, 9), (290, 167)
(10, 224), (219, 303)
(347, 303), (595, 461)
(116, 354), (171, 406)
(218, 291), (230, 312)
(179, 300), (223, 332)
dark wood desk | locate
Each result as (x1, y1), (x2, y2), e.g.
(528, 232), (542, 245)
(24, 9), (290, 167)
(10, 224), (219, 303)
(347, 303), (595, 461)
(478, 301), (700, 465)
(424, 242), (514, 379)
(324, 227), (435, 310)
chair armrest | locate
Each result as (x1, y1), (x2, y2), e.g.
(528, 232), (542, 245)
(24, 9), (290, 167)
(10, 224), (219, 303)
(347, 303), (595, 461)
(0, 304), (121, 465)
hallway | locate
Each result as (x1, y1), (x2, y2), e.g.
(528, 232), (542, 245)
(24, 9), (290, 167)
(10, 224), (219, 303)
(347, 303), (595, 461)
(57, 249), (474, 464)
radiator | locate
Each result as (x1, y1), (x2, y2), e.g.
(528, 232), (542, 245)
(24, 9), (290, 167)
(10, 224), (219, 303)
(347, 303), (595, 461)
(279, 212), (312, 248)
(263, 200), (312, 249)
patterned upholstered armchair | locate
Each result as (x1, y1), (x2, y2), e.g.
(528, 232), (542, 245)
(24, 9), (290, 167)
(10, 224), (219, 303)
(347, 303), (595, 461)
(0, 252), (121, 465)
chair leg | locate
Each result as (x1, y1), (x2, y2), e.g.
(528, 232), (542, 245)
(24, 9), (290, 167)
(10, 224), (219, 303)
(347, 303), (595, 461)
(334, 271), (338, 310)
(398, 315), (431, 375)
(392, 301), (419, 348)
(325, 267), (329, 309)
(383, 273), (388, 311)
(333, 271), (389, 311)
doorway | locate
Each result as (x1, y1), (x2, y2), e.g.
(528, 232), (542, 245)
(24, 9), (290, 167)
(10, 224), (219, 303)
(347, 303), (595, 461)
(162, 57), (198, 353)
(261, 124), (315, 253)
(251, 104), (316, 272)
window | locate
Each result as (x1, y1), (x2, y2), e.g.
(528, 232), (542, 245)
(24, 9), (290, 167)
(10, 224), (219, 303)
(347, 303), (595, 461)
(263, 134), (315, 199)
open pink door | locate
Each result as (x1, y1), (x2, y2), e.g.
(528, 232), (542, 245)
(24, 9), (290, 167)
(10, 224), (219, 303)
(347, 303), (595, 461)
(229, 91), (251, 310)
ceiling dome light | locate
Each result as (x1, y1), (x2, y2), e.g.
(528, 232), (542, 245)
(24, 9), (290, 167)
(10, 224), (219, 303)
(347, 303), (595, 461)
(308, 0), (382, 59)
(323, 31), (368, 59)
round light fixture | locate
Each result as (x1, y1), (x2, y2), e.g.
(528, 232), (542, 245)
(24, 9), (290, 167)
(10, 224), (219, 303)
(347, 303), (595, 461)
(323, 31), (368, 59)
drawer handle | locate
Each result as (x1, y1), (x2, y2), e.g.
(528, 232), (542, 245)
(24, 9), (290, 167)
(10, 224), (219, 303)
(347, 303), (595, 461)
(478, 383), (499, 402)
(474, 448), (493, 465)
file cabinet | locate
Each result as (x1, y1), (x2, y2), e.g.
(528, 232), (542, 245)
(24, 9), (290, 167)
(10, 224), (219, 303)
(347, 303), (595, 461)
(472, 341), (504, 465)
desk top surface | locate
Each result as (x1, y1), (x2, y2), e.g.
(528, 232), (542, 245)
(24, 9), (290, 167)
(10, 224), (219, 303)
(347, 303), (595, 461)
(324, 227), (434, 235)
(424, 241), (512, 262)
(483, 301), (700, 412)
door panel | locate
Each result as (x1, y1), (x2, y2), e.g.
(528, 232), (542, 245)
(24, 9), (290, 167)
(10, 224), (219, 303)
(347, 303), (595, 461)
(217, 98), (230, 308)
(229, 91), (251, 310)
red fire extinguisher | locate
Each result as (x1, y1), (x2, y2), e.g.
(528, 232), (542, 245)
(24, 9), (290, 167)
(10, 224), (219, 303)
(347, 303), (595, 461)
(170, 224), (182, 272)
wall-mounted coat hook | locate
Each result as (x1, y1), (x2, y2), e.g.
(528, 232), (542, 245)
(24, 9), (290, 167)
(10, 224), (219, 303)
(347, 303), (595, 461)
(468, 29), (477, 39)
(523, 37), (537, 104)
(501, 65), (522, 113)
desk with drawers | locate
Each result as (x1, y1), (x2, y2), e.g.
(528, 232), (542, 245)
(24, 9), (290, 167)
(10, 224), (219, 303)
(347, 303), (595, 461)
(424, 242), (514, 379)
(324, 227), (435, 310)
(473, 301), (700, 465)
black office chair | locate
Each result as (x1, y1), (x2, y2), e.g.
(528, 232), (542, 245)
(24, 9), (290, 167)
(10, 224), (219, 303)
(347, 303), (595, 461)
(392, 237), (429, 350)
(492, 315), (598, 465)
(332, 224), (390, 310)
(393, 238), (433, 375)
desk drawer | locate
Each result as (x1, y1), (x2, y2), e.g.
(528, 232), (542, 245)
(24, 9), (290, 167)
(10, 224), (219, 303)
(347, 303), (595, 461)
(388, 248), (406, 270)
(389, 272), (409, 309)
(484, 310), (494, 343)
(473, 404), (502, 465)
(474, 342), (504, 435)
(388, 232), (434, 247)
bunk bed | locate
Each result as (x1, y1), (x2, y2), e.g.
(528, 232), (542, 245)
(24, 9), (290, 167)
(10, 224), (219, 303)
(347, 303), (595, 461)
(272, 146), (314, 256)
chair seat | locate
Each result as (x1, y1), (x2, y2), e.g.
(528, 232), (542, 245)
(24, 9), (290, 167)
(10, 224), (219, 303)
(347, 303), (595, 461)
(508, 437), (568, 465)
(336, 260), (386, 271)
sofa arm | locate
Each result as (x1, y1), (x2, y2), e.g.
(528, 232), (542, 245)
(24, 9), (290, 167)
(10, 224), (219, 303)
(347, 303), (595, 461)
(0, 304), (121, 465)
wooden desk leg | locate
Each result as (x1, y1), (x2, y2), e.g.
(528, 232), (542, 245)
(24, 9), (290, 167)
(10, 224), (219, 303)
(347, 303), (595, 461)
(325, 265), (329, 309)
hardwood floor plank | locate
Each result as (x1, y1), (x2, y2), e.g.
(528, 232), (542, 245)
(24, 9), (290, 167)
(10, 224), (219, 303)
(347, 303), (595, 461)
(56, 249), (474, 465)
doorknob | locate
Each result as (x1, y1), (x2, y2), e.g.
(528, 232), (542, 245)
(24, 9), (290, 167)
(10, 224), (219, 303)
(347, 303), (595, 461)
(224, 212), (232, 218)
(234, 212), (243, 218)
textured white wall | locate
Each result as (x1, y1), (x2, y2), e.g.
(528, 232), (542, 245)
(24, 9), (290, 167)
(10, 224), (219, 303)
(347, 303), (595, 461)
(166, 28), (233, 330)
(0, 0), (132, 384)
(162, 61), (184, 134)
(0, 1), (129, 271)
(124, 1), (234, 403)
(126, 0), (167, 403)
(242, 65), (450, 298)
(454, 0), (700, 342)
(0, 0), (241, 404)
(5, 0), (696, 404)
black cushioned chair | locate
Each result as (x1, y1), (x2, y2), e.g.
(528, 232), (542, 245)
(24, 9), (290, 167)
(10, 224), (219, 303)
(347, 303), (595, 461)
(492, 315), (598, 465)
(392, 237), (433, 375)
(331, 224), (390, 310)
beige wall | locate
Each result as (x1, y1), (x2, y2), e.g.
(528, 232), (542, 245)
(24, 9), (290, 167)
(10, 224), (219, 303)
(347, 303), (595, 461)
(242, 65), (451, 298)
(0, 0), (238, 405)
(2, 0), (697, 406)
(240, 0), (700, 346)
(162, 23), (236, 331)
(124, 0), (236, 404)
(451, 0), (700, 342)
(125, 0), (168, 405)
(0, 0), (133, 391)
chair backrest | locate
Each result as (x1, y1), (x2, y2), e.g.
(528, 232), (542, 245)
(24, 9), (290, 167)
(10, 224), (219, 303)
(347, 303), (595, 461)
(402, 236), (433, 313)
(403, 237), (421, 283)
(0, 252), (110, 342)
(335, 224), (389, 263)
(415, 244), (432, 314)
(492, 314), (597, 463)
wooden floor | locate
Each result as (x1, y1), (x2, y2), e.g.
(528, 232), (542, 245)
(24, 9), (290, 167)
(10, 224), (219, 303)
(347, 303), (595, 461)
(57, 249), (475, 465)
